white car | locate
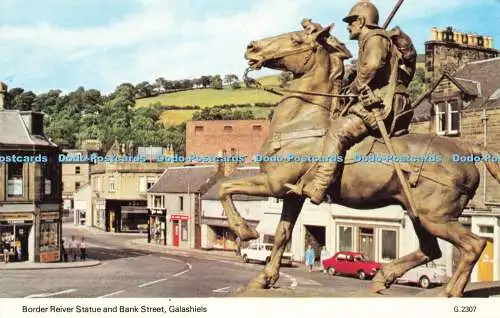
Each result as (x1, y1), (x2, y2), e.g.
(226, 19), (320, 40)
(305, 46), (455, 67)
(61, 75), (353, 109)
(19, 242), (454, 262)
(396, 263), (447, 288)
(241, 243), (293, 266)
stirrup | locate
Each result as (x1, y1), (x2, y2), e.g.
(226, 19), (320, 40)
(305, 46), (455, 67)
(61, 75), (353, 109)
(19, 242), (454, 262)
(284, 181), (305, 196)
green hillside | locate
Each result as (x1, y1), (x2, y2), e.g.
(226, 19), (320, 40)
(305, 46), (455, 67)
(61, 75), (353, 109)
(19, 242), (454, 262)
(136, 74), (281, 125)
(136, 75), (282, 108)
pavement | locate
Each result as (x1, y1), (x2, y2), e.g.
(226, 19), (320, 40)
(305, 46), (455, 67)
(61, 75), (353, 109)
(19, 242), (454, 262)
(0, 259), (101, 270)
(417, 280), (500, 298)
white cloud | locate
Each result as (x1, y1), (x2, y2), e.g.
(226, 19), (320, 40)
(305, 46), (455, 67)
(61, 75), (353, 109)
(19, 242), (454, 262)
(0, 0), (497, 93)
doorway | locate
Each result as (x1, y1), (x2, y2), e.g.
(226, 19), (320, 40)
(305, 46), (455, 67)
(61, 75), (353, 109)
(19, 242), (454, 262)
(304, 225), (326, 262)
(173, 221), (180, 247)
(477, 238), (494, 282)
(358, 227), (375, 261)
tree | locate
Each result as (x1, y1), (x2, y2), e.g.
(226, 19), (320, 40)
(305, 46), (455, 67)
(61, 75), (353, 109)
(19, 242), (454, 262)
(155, 77), (166, 94)
(200, 76), (211, 88)
(211, 75), (223, 90)
(135, 81), (154, 98)
(408, 67), (427, 103)
(279, 71), (293, 87)
(13, 91), (37, 110)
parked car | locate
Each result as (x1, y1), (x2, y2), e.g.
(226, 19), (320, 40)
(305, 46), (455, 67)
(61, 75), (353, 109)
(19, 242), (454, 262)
(240, 243), (293, 266)
(322, 251), (381, 280)
(395, 263), (447, 288)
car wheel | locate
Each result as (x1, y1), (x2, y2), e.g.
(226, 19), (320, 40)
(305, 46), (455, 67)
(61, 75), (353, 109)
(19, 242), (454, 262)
(419, 276), (430, 289)
(357, 270), (366, 280)
(328, 267), (336, 275)
(242, 255), (248, 263)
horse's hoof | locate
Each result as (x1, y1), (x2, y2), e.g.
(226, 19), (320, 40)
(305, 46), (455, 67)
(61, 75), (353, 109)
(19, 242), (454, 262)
(245, 280), (267, 290)
(436, 291), (451, 298)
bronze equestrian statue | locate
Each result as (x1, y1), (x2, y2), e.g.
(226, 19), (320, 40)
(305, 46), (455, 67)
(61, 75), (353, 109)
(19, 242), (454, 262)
(218, 1), (500, 298)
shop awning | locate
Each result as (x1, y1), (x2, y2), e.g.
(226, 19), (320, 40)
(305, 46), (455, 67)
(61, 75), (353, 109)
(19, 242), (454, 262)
(256, 213), (281, 236)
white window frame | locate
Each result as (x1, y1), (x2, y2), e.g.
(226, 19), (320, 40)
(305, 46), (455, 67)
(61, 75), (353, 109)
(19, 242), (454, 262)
(380, 229), (398, 263)
(434, 100), (460, 136)
(108, 176), (116, 192)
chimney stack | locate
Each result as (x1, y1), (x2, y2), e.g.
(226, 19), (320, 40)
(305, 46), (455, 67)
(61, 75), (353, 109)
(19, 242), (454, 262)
(431, 27), (438, 41)
(0, 81), (7, 110)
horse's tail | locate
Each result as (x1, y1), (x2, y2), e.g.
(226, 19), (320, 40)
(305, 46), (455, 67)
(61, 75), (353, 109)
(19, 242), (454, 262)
(466, 143), (500, 183)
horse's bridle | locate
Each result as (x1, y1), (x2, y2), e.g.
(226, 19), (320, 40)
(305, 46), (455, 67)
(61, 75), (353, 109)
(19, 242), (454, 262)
(243, 42), (356, 100)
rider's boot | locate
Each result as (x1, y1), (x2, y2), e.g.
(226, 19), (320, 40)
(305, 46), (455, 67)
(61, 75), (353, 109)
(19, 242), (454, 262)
(285, 115), (368, 205)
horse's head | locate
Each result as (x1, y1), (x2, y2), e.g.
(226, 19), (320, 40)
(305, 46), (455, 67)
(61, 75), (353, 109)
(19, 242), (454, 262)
(245, 18), (352, 77)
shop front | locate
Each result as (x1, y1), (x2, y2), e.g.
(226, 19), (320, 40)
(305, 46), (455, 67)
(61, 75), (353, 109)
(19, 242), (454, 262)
(202, 217), (259, 250)
(0, 213), (33, 262)
(120, 206), (148, 233)
(148, 209), (167, 245)
(168, 214), (190, 248)
(39, 212), (60, 263)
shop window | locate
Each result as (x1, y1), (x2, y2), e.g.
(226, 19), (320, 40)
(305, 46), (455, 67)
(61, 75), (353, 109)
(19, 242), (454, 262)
(75, 166), (81, 175)
(338, 225), (353, 252)
(479, 225), (494, 234)
(181, 221), (188, 241)
(381, 229), (397, 262)
(7, 163), (24, 197)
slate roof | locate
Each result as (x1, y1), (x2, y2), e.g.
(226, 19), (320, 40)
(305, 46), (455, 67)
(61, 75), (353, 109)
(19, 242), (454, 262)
(0, 110), (57, 148)
(202, 167), (269, 201)
(147, 165), (220, 194)
(412, 57), (500, 122)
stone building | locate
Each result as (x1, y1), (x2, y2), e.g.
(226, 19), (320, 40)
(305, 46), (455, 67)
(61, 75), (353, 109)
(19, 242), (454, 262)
(90, 143), (178, 233)
(0, 96), (62, 262)
(146, 165), (220, 248)
(185, 119), (270, 166)
(412, 56), (500, 283)
(424, 26), (498, 84)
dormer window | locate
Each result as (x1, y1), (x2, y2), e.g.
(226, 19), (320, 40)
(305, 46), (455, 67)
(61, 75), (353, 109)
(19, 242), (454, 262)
(434, 100), (460, 136)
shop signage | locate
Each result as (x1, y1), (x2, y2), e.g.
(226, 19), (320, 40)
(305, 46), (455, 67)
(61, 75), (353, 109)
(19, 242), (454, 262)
(40, 251), (60, 263)
(40, 212), (60, 221)
(0, 213), (33, 221)
(168, 214), (189, 221)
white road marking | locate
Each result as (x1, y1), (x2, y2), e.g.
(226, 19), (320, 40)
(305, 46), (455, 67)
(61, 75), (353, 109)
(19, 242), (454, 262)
(138, 278), (168, 288)
(160, 256), (182, 263)
(213, 286), (232, 293)
(280, 272), (298, 288)
(173, 263), (192, 277)
(97, 290), (125, 298)
(25, 289), (77, 298)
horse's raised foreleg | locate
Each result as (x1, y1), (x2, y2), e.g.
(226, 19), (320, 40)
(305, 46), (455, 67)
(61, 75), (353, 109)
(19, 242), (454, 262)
(245, 196), (305, 290)
(219, 174), (272, 241)
(372, 219), (442, 294)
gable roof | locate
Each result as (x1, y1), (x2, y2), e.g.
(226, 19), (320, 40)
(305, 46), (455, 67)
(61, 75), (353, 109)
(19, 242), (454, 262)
(0, 110), (57, 148)
(148, 165), (219, 194)
(201, 167), (269, 201)
(412, 57), (500, 122)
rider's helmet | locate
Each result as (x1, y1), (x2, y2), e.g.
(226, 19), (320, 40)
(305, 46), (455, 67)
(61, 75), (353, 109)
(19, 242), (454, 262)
(342, 1), (380, 28)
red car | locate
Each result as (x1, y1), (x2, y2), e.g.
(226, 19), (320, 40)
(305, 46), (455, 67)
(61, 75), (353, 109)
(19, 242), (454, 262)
(322, 251), (382, 280)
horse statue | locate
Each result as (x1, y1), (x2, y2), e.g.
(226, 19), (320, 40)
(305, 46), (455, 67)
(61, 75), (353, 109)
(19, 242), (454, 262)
(218, 19), (500, 297)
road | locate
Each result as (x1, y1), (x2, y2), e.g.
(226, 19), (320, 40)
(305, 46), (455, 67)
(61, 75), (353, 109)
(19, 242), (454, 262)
(0, 223), (427, 298)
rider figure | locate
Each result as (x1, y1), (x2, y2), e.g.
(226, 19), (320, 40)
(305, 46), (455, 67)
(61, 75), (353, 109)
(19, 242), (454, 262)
(285, 0), (415, 205)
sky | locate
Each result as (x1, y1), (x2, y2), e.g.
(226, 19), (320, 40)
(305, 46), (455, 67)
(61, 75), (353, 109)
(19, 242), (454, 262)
(0, 0), (499, 94)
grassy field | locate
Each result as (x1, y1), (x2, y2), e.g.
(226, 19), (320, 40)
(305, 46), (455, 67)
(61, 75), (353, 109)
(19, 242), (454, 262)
(137, 74), (280, 126)
(160, 106), (273, 126)
(136, 75), (282, 108)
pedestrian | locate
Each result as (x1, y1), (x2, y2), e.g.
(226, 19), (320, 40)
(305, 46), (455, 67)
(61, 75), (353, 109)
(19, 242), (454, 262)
(320, 246), (329, 273)
(69, 236), (78, 261)
(235, 236), (241, 256)
(79, 237), (87, 261)
(2, 241), (10, 263)
(61, 239), (68, 262)
(305, 245), (315, 272)
(15, 240), (22, 262)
